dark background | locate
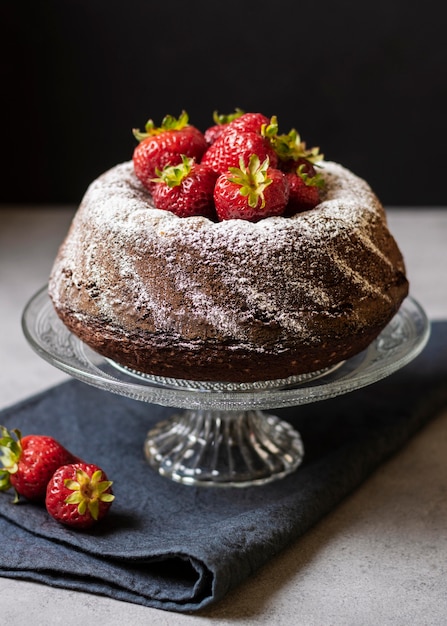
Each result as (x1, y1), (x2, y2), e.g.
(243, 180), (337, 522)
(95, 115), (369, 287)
(1, 0), (446, 206)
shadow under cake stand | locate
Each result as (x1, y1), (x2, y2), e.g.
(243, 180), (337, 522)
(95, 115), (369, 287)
(22, 288), (430, 487)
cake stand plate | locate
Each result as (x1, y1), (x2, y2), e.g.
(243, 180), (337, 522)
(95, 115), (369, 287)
(22, 288), (430, 487)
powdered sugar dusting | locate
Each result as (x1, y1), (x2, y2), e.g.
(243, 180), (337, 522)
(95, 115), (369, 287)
(49, 160), (406, 353)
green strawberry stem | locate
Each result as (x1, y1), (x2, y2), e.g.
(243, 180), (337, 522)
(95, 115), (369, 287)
(0, 426), (22, 489)
(64, 468), (115, 521)
(272, 127), (323, 164)
(260, 115), (279, 140)
(133, 110), (190, 142)
(212, 108), (244, 125)
(0, 426), (23, 502)
(151, 154), (194, 187)
(227, 154), (273, 209)
(297, 163), (325, 188)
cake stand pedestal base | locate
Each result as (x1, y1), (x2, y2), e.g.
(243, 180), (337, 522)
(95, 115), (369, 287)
(144, 409), (304, 487)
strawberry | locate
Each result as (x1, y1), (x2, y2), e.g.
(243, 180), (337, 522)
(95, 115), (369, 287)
(214, 154), (289, 222)
(201, 129), (279, 175)
(218, 111), (273, 137)
(46, 462), (114, 529)
(151, 155), (218, 218)
(204, 110), (272, 145)
(132, 111), (207, 192)
(284, 164), (324, 215)
(0, 426), (80, 502)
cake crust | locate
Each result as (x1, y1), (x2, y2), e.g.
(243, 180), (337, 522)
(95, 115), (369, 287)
(48, 160), (409, 382)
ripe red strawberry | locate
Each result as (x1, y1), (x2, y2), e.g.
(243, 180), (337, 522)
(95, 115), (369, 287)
(214, 154), (289, 222)
(46, 462), (114, 529)
(151, 155), (218, 218)
(0, 426), (80, 502)
(219, 111), (273, 137)
(284, 165), (324, 215)
(201, 129), (279, 175)
(132, 111), (207, 192)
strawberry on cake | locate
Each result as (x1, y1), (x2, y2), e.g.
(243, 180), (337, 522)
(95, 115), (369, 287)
(48, 110), (409, 383)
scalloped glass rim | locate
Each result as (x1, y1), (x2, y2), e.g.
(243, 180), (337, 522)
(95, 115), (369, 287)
(22, 287), (431, 412)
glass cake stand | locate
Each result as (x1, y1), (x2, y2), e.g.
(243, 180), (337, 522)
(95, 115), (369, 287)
(22, 287), (430, 487)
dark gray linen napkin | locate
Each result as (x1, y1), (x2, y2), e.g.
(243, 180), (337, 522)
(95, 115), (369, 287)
(0, 322), (446, 613)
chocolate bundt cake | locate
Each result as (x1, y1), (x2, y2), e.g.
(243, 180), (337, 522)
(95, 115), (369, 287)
(48, 160), (409, 382)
